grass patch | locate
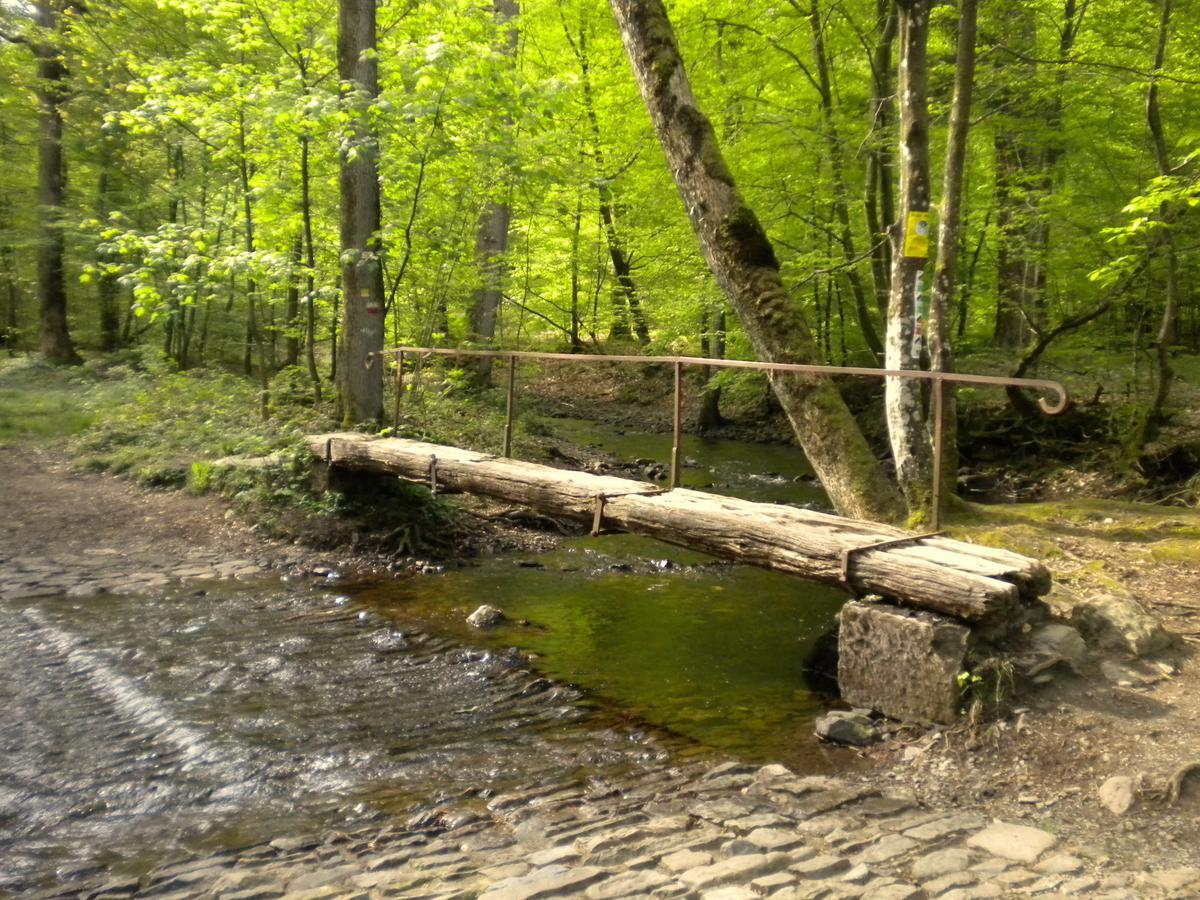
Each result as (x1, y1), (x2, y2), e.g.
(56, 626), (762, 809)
(0, 357), (106, 441)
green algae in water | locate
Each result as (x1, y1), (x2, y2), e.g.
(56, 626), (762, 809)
(364, 534), (848, 768)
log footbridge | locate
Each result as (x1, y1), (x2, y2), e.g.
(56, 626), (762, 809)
(308, 347), (1066, 725)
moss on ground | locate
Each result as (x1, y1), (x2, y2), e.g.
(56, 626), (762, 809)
(944, 496), (1200, 599)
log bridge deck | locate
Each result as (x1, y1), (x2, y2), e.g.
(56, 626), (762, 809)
(308, 432), (1050, 626)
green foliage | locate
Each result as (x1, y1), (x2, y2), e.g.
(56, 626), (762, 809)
(0, 358), (99, 441)
(189, 460), (213, 494)
(959, 658), (1016, 727)
(0, 0), (1197, 486)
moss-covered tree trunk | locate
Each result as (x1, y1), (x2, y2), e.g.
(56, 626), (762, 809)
(609, 0), (903, 522)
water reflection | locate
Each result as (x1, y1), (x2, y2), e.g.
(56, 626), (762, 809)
(360, 533), (848, 769)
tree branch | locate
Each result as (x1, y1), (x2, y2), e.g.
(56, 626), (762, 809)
(991, 44), (1200, 86)
(702, 16), (823, 97)
(0, 29), (31, 46)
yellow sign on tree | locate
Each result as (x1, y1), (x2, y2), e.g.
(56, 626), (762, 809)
(904, 210), (932, 259)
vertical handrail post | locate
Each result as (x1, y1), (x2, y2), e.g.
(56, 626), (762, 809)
(393, 351), (405, 430)
(931, 374), (945, 530)
(503, 353), (517, 458)
(671, 360), (683, 489)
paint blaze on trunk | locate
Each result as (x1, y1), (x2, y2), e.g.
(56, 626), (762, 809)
(337, 0), (385, 424)
(609, 0), (903, 523)
(886, 0), (934, 520)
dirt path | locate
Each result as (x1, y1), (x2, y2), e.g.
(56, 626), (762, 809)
(4, 450), (1200, 898)
(0, 446), (325, 599)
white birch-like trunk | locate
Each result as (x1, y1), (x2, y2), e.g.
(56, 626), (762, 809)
(886, 0), (934, 519)
(928, 0), (979, 502)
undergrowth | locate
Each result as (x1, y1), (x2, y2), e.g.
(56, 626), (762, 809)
(0, 350), (468, 558)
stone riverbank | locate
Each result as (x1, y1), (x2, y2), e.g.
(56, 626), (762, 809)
(54, 760), (1199, 899)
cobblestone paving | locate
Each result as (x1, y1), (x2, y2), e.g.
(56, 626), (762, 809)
(56, 761), (1200, 899)
(0, 549), (284, 601)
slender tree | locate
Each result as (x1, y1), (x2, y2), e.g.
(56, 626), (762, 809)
(927, 0), (979, 500)
(1134, 0), (1179, 450)
(468, 0), (520, 385)
(806, 0), (883, 360)
(336, 0), (384, 424)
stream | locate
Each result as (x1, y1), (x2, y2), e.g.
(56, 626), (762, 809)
(0, 424), (853, 892)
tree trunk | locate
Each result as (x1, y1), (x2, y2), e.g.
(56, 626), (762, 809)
(164, 144), (184, 363)
(336, 0), (385, 424)
(927, 0), (978, 502)
(237, 109), (269, 418)
(0, 191), (20, 351)
(95, 140), (122, 353)
(467, 195), (511, 379)
(569, 146), (585, 351)
(809, 0), (883, 361)
(992, 126), (1032, 347)
(609, 0), (903, 522)
(1134, 0), (1178, 450)
(885, 0), (934, 520)
(467, 0), (520, 385)
(33, 0), (80, 364)
(865, 0), (898, 324)
(285, 231), (302, 368)
(698, 306), (727, 431)
(568, 15), (650, 347)
(299, 122), (323, 403)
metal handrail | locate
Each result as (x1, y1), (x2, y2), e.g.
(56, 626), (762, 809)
(370, 345), (1070, 529)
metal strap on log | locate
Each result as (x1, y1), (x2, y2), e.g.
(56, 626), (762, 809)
(591, 488), (664, 537)
(840, 532), (944, 595)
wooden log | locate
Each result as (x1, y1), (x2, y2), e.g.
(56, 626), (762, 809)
(307, 433), (1049, 624)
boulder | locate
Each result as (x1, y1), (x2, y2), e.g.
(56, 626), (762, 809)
(467, 605), (506, 628)
(814, 710), (880, 746)
(1069, 593), (1171, 657)
(1029, 623), (1088, 670)
(837, 601), (970, 725)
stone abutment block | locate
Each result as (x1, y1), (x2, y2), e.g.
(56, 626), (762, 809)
(837, 601), (970, 725)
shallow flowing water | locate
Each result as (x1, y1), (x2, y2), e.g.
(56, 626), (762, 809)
(0, 582), (677, 891)
(0, 424), (853, 892)
(358, 534), (846, 766)
(544, 416), (828, 506)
